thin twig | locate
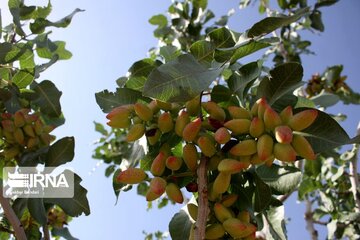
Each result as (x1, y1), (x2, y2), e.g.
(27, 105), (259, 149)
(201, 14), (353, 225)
(313, 220), (327, 226)
(349, 122), (360, 212)
(305, 198), (318, 240)
(43, 224), (50, 240)
(194, 155), (209, 240)
(0, 187), (27, 240)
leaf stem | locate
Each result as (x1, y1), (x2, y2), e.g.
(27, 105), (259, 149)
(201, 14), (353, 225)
(194, 155), (209, 240)
(0, 187), (27, 240)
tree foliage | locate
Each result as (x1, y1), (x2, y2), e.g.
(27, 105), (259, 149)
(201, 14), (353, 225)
(0, 1), (89, 239)
(94, 0), (360, 240)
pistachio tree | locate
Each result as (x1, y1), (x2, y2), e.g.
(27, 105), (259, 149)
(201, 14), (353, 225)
(0, 1), (89, 239)
(94, 0), (360, 239)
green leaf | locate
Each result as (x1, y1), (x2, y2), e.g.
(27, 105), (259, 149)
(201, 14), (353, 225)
(208, 27), (236, 48)
(44, 172), (90, 217)
(31, 80), (62, 117)
(193, 0), (207, 9)
(278, 0), (288, 9)
(8, 0), (26, 36)
(264, 205), (287, 240)
(30, 8), (84, 34)
(230, 39), (273, 63)
(143, 54), (223, 102)
(295, 108), (351, 153)
(25, 221), (41, 240)
(27, 198), (47, 225)
(105, 165), (116, 177)
(149, 14), (168, 28)
(127, 141), (146, 168)
(294, 96), (316, 108)
(36, 41), (72, 60)
(254, 174), (272, 212)
(315, 0), (338, 9)
(94, 121), (108, 135)
(319, 191), (334, 212)
(211, 85), (233, 103)
(0, 68), (11, 81)
(256, 164), (302, 195)
(304, 157), (322, 177)
(34, 54), (59, 78)
(33, 33), (57, 50)
(349, 134), (360, 144)
(95, 88), (147, 113)
(52, 227), (78, 240)
(327, 220), (337, 239)
(248, 7), (310, 37)
(324, 65), (342, 82)
(12, 198), (28, 219)
(0, 42), (26, 64)
(169, 210), (192, 240)
(160, 45), (181, 62)
(228, 61), (262, 101)
(0, 10), (2, 39)
(190, 40), (215, 65)
(12, 70), (34, 88)
(258, 62), (303, 105)
(46, 137), (75, 167)
(19, 5), (36, 20)
(35, 1), (52, 19)
(298, 177), (319, 200)
(125, 59), (160, 91)
(272, 93), (298, 112)
(4, 85), (22, 113)
(309, 10), (324, 32)
(19, 47), (35, 69)
(310, 91), (339, 107)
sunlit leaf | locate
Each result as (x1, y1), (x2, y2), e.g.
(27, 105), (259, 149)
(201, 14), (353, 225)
(12, 70), (34, 88)
(30, 8), (84, 34)
(265, 205), (287, 240)
(248, 7), (310, 37)
(256, 164), (302, 195)
(143, 54), (223, 102)
(95, 88), (148, 113)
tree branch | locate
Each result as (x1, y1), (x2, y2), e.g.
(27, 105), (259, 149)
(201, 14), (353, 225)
(304, 199), (318, 240)
(349, 122), (360, 212)
(194, 155), (209, 240)
(0, 187), (27, 240)
(43, 224), (50, 240)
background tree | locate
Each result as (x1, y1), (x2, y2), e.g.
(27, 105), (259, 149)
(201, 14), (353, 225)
(95, 0), (360, 239)
(0, 1), (89, 239)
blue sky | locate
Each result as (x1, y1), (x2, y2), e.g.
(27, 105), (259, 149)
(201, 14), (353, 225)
(1, 0), (360, 239)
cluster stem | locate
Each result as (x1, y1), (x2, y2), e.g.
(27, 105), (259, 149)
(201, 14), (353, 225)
(194, 155), (209, 240)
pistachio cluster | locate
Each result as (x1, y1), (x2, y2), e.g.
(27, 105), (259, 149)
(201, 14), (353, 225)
(0, 109), (55, 161)
(106, 96), (319, 239)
